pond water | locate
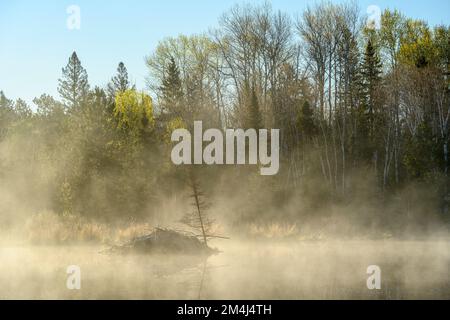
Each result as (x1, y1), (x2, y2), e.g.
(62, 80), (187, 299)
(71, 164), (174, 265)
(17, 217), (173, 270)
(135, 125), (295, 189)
(0, 240), (448, 299)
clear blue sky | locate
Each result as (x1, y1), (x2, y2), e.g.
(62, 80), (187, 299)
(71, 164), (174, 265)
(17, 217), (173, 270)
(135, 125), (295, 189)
(1, 0), (449, 107)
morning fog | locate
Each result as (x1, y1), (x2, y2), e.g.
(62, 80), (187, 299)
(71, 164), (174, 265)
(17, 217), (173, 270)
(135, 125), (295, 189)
(171, 121), (280, 175)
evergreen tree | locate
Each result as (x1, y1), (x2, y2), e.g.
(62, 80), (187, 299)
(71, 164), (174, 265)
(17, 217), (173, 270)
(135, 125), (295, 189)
(360, 39), (383, 129)
(297, 100), (317, 141)
(13, 98), (32, 118)
(160, 56), (183, 119)
(247, 87), (263, 130)
(58, 51), (90, 110)
(358, 39), (383, 167)
(0, 91), (14, 140)
(33, 94), (65, 117)
(0, 90), (13, 110)
(107, 62), (133, 98)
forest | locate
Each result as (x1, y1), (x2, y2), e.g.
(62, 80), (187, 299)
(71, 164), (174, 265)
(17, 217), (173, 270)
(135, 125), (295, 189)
(1, 2), (449, 242)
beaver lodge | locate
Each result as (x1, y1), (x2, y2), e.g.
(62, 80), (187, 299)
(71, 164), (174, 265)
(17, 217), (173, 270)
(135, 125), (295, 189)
(107, 170), (226, 255)
(109, 228), (219, 255)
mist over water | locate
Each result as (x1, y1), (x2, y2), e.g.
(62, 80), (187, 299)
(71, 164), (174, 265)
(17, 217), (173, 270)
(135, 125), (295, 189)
(1, 0), (450, 301)
(0, 239), (448, 300)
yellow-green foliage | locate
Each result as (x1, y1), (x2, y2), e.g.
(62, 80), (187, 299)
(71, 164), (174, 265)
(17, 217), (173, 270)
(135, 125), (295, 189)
(114, 89), (155, 130)
(164, 117), (186, 144)
(147, 34), (217, 80)
(398, 20), (439, 67)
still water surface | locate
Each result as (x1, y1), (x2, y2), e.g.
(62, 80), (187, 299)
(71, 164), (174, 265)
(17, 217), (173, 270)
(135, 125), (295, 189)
(0, 240), (448, 299)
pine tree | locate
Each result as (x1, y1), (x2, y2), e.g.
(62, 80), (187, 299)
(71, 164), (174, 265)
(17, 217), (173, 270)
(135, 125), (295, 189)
(14, 98), (32, 118)
(58, 51), (90, 110)
(160, 56), (183, 118)
(107, 62), (133, 98)
(0, 91), (13, 111)
(0, 91), (14, 140)
(33, 94), (65, 117)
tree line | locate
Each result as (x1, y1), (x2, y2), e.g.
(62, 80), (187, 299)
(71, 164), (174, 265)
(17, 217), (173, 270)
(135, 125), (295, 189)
(1, 2), (449, 232)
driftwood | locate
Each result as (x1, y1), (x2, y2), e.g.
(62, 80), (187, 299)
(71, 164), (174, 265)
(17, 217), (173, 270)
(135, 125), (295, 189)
(108, 228), (219, 255)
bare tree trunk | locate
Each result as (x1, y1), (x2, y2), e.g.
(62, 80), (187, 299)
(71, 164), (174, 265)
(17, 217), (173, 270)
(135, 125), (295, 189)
(191, 178), (208, 246)
(187, 170), (209, 246)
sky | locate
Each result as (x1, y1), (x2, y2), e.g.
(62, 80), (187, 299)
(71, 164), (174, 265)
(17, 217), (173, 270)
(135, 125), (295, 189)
(1, 0), (449, 107)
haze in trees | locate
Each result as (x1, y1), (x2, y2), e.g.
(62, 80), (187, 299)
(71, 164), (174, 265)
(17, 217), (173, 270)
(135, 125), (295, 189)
(0, 1), (448, 250)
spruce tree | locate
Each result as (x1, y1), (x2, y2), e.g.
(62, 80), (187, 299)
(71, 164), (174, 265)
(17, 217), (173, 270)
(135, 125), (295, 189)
(58, 51), (90, 110)
(360, 39), (383, 127)
(160, 56), (183, 118)
(359, 39), (383, 165)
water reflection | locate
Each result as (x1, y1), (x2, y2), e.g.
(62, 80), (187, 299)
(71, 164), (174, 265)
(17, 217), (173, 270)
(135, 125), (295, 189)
(0, 240), (448, 299)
